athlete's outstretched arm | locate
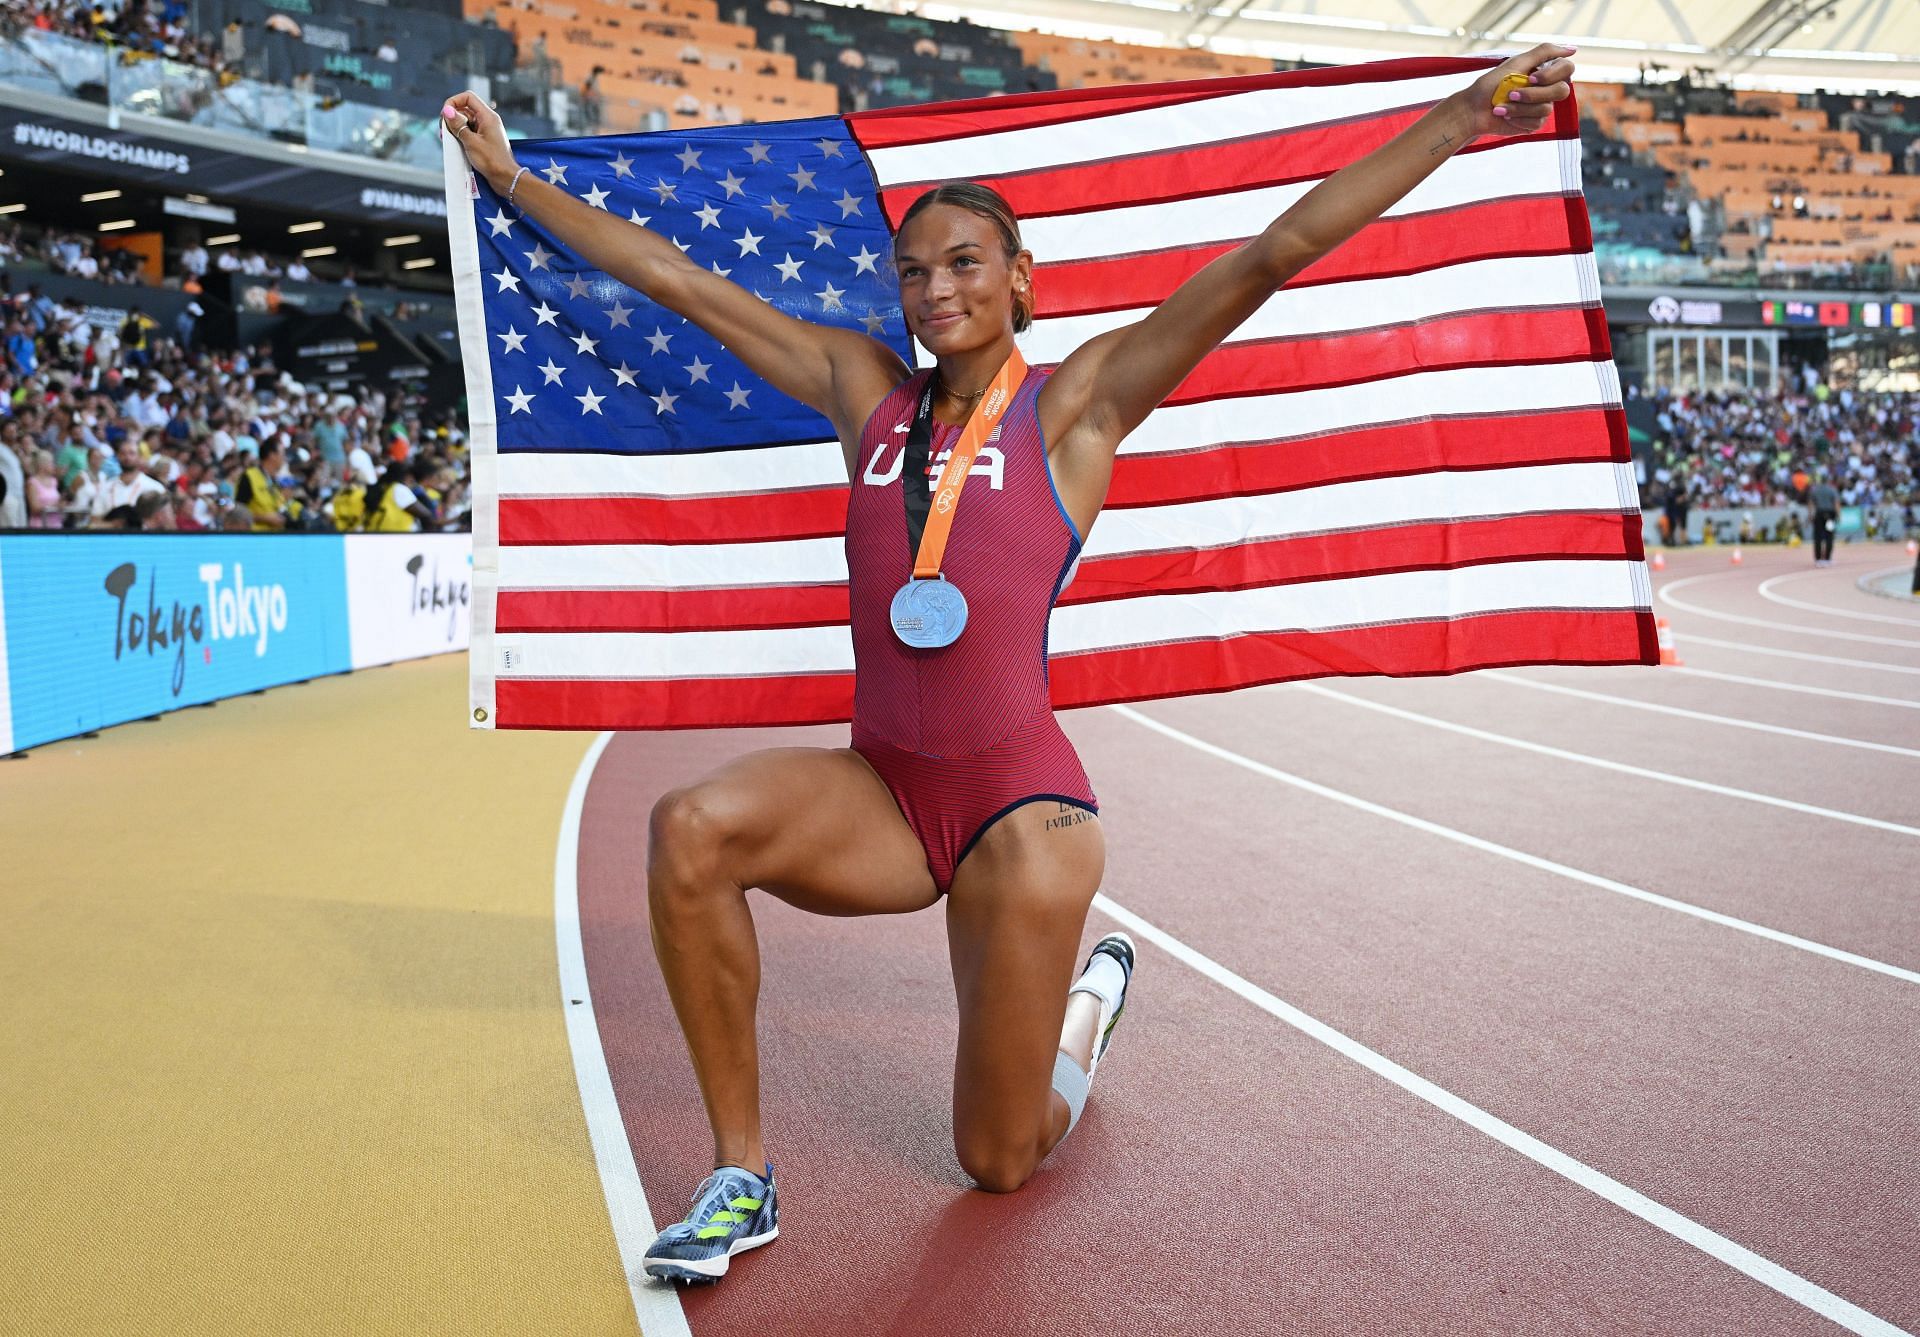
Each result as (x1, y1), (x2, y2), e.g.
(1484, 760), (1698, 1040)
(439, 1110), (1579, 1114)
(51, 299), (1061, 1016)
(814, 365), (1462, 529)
(442, 92), (906, 443)
(1041, 44), (1575, 510)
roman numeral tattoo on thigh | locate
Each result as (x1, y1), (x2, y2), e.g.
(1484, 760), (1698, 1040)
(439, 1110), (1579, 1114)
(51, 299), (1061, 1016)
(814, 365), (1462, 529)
(1046, 803), (1093, 832)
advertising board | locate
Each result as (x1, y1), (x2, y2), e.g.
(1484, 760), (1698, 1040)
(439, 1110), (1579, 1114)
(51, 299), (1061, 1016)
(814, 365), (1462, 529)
(344, 535), (473, 669)
(0, 534), (476, 753)
(0, 535), (351, 752)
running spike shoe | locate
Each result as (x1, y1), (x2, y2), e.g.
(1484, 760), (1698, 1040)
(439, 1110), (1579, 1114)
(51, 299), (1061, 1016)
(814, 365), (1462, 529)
(642, 1163), (778, 1284)
(1073, 931), (1136, 1076)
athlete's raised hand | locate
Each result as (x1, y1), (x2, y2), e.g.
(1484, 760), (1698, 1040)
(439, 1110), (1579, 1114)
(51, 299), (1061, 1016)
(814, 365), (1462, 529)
(441, 90), (517, 193)
(1460, 43), (1576, 140)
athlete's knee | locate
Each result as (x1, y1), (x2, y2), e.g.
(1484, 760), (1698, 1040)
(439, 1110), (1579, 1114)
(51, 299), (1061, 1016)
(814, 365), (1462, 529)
(953, 1125), (1042, 1194)
(948, 1137), (1029, 1191)
(647, 786), (735, 898)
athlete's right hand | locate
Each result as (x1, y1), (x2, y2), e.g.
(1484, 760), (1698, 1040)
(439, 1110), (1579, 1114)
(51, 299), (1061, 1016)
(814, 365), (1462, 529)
(441, 91), (517, 194)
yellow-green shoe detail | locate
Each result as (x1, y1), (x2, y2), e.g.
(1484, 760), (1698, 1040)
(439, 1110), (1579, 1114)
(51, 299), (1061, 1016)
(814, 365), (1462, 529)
(643, 1163), (779, 1284)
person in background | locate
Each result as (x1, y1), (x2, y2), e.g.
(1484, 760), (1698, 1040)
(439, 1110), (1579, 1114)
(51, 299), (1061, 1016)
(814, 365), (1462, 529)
(363, 463), (433, 532)
(1809, 472), (1840, 566)
(133, 489), (175, 531)
(0, 423), (25, 528)
(174, 302), (201, 353)
(237, 438), (289, 530)
(65, 448), (105, 525)
(327, 467), (367, 531)
(26, 449), (63, 528)
(120, 306), (153, 368)
(93, 438), (165, 520)
(312, 404), (347, 474)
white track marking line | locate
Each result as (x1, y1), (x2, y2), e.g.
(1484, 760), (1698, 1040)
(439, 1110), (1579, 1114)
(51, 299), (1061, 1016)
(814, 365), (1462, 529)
(1483, 672), (1920, 759)
(1295, 683), (1920, 838)
(1109, 704), (1920, 987)
(1673, 632), (1920, 677)
(1759, 572), (1920, 627)
(1668, 665), (1920, 710)
(1660, 573), (1920, 648)
(556, 732), (692, 1337)
(1088, 890), (1911, 1337)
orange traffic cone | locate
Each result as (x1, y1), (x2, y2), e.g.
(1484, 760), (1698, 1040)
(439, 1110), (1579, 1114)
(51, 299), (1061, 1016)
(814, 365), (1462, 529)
(1650, 550), (1666, 572)
(1730, 547), (1744, 566)
(1656, 617), (1682, 666)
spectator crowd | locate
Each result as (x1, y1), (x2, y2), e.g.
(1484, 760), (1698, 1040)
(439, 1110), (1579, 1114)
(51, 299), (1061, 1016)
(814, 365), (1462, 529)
(1639, 381), (1919, 540)
(1, 0), (234, 75)
(0, 280), (471, 534)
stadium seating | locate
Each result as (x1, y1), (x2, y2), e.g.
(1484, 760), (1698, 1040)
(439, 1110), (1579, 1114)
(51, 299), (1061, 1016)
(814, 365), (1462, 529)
(1577, 76), (1920, 285)
(1008, 30), (1268, 89)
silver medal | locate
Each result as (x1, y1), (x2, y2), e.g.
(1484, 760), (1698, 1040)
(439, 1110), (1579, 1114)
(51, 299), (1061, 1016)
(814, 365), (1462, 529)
(889, 576), (968, 649)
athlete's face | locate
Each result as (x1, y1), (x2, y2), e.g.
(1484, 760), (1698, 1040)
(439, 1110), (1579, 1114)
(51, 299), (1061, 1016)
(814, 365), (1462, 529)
(893, 205), (1030, 355)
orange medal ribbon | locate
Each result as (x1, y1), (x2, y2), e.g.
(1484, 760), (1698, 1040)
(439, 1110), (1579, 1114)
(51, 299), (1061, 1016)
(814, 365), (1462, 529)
(911, 346), (1027, 580)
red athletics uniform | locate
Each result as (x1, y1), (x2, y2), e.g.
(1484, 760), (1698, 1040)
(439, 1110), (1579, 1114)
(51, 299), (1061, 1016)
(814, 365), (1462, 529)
(846, 365), (1097, 893)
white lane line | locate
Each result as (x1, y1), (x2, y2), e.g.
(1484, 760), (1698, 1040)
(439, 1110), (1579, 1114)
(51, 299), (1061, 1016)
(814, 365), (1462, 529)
(1295, 683), (1920, 838)
(556, 732), (692, 1337)
(1674, 632), (1920, 677)
(1109, 704), (1920, 988)
(1660, 573), (1920, 648)
(1759, 572), (1920, 627)
(1089, 890), (1912, 1337)
(1483, 672), (1920, 760)
(1669, 665), (1920, 710)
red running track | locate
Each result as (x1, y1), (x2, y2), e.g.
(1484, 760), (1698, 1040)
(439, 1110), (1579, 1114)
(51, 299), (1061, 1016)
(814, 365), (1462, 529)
(572, 544), (1919, 1336)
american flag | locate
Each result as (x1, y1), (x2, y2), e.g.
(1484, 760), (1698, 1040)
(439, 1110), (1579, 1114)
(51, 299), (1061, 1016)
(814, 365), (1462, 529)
(445, 56), (1657, 732)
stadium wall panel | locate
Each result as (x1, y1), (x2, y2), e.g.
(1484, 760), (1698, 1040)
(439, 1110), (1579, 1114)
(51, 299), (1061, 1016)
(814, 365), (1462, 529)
(0, 534), (473, 754)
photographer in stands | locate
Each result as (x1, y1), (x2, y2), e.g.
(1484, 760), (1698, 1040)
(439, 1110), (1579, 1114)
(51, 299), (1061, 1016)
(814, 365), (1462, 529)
(236, 437), (290, 531)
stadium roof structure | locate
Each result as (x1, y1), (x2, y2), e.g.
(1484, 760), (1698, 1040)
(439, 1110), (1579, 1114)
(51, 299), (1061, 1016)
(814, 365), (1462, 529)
(924, 0), (1920, 92)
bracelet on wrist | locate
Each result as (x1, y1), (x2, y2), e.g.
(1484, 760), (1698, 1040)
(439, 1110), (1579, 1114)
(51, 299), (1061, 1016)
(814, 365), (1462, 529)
(505, 164), (530, 211)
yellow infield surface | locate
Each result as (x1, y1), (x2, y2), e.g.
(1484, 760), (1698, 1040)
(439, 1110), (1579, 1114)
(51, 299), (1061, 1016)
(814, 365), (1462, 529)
(0, 656), (636, 1335)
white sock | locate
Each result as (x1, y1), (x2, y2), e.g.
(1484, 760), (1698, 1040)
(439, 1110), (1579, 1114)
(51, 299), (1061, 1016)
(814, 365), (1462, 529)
(1070, 952), (1127, 1017)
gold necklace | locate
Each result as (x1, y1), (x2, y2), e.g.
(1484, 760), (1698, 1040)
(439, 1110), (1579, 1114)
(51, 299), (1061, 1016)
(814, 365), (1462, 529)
(936, 378), (988, 406)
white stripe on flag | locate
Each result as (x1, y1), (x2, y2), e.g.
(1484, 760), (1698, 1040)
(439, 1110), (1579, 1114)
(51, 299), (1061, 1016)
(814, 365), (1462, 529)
(1050, 558), (1647, 655)
(494, 462), (1634, 590)
(1025, 252), (1593, 363)
(492, 559), (1645, 678)
(498, 439), (845, 498)
(864, 70), (1479, 185)
(1022, 138), (1569, 266)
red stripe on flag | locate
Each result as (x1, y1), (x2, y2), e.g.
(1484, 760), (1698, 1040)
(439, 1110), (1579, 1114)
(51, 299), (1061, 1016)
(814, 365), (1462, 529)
(1158, 306), (1605, 407)
(489, 607), (1657, 729)
(1048, 607), (1659, 710)
(1035, 195), (1585, 319)
(500, 486), (850, 546)
(1065, 514), (1641, 605)
(1107, 408), (1628, 509)
(498, 672), (856, 731)
(848, 55), (1504, 154)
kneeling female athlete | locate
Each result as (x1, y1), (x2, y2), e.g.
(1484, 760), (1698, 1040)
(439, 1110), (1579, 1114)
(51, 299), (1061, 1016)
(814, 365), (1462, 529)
(444, 42), (1573, 1283)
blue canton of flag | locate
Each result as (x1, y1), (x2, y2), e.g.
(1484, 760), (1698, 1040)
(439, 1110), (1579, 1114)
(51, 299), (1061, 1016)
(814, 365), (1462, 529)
(473, 116), (909, 454)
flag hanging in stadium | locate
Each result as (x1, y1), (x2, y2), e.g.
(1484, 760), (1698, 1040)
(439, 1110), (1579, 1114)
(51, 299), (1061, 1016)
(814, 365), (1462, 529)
(445, 55), (1657, 733)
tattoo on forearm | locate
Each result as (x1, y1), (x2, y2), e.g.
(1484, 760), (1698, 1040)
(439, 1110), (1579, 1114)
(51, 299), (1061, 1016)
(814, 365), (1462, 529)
(1429, 131), (1456, 156)
(1046, 803), (1094, 832)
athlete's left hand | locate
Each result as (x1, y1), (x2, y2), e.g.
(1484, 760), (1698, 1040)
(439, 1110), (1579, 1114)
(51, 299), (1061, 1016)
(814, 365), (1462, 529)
(1457, 43), (1576, 140)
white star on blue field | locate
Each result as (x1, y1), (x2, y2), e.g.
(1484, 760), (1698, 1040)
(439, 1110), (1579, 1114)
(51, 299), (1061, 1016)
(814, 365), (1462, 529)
(474, 117), (910, 455)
